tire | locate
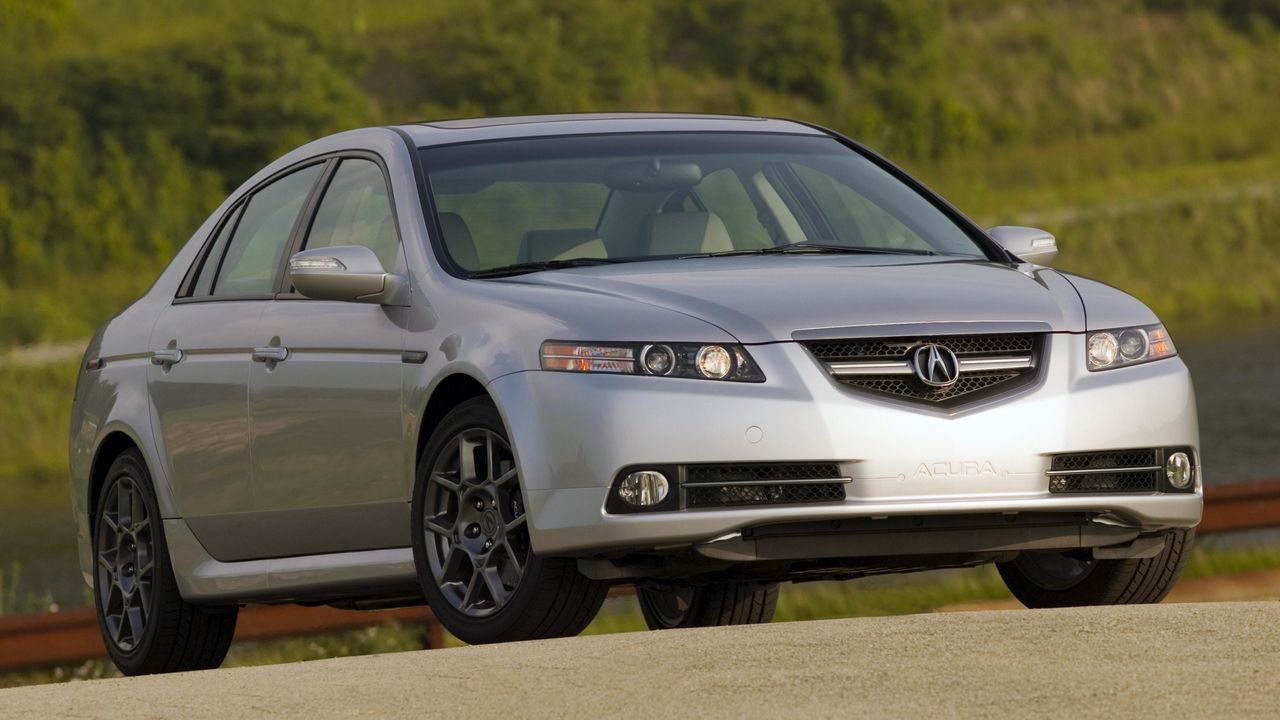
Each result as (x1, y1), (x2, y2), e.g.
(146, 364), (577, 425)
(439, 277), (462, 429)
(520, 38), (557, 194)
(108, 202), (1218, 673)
(411, 397), (607, 644)
(997, 528), (1196, 608)
(637, 581), (779, 630)
(92, 449), (238, 675)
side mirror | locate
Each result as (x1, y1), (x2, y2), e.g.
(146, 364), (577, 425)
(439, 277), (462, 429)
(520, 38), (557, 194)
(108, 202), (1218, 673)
(987, 226), (1058, 267)
(288, 246), (408, 306)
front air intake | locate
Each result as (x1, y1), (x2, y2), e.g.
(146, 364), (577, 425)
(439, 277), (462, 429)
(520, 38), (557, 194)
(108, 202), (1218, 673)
(1046, 448), (1194, 493)
(683, 463), (847, 509)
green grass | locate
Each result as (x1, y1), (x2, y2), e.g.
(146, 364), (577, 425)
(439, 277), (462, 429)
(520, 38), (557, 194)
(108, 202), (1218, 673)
(0, 359), (79, 506)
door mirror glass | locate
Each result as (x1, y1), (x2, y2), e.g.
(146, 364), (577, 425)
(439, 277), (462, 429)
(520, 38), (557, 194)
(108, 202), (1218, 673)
(988, 226), (1058, 267)
(289, 245), (407, 305)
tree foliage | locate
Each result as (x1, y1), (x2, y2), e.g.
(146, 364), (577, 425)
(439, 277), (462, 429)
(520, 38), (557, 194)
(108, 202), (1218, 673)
(1, 0), (1278, 346)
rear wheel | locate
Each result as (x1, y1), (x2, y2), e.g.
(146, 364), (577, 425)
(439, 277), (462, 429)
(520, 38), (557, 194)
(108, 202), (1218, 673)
(997, 528), (1195, 608)
(411, 398), (607, 644)
(93, 449), (238, 675)
(638, 581), (779, 630)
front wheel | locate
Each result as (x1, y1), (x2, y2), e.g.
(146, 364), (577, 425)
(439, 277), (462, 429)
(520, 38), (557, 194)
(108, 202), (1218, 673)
(93, 449), (238, 675)
(411, 398), (607, 644)
(638, 581), (779, 630)
(997, 528), (1195, 608)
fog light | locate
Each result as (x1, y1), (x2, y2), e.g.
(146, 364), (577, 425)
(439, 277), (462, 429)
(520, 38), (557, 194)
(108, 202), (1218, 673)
(696, 345), (732, 379)
(617, 470), (669, 507)
(1166, 451), (1193, 489)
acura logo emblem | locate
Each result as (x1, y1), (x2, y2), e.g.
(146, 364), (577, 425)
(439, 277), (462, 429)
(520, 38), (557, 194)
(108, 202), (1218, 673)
(911, 343), (960, 388)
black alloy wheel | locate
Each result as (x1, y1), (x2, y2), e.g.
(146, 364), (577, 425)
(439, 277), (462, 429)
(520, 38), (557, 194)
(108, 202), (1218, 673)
(92, 449), (238, 675)
(411, 398), (607, 644)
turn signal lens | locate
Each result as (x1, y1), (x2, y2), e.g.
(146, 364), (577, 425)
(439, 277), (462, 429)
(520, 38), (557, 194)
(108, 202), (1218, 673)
(290, 255), (346, 272)
(540, 344), (635, 374)
(1086, 324), (1176, 371)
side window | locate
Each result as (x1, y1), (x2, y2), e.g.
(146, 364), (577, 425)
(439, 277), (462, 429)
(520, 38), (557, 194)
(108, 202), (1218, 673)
(304, 158), (399, 271)
(189, 205), (242, 297)
(695, 169), (773, 250)
(211, 164), (323, 297)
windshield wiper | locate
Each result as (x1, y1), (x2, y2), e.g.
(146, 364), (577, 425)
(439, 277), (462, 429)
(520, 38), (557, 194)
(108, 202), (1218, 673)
(468, 257), (625, 279)
(682, 243), (937, 259)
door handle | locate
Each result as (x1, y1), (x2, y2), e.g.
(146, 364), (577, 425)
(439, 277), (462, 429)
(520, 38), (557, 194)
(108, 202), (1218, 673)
(252, 346), (289, 363)
(150, 348), (184, 366)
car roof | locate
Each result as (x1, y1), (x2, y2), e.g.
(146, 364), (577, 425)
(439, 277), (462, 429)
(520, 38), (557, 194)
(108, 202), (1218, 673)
(393, 113), (830, 147)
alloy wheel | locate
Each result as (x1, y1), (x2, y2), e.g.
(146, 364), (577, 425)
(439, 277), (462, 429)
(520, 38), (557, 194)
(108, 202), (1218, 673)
(421, 428), (530, 617)
(95, 476), (155, 652)
(641, 586), (696, 627)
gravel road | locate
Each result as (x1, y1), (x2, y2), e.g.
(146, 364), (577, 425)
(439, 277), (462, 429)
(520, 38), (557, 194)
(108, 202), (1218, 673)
(2, 602), (1276, 719)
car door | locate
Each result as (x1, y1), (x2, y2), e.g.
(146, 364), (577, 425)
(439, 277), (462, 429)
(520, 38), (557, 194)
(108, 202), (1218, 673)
(246, 156), (410, 558)
(148, 163), (325, 562)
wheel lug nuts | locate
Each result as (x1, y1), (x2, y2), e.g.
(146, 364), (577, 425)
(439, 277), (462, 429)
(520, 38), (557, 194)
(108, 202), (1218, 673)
(465, 524), (481, 539)
(483, 539), (494, 551)
(473, 499), (484, 511)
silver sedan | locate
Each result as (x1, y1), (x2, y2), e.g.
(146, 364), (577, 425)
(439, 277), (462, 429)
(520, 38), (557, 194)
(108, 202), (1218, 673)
(69, 114), (1200, 674)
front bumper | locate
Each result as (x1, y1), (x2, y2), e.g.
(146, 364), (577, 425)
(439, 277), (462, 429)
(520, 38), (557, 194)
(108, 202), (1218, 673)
(491, 334), (1202, 557)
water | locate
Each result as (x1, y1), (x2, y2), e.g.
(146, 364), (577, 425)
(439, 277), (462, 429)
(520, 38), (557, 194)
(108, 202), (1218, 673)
(2, 322), (1277, 609)
(1178, 322), (1280, 484)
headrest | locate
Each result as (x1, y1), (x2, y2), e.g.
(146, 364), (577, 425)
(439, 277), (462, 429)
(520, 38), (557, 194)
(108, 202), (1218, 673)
(519, 228), (607, 263)
(642, 212), (733, 256)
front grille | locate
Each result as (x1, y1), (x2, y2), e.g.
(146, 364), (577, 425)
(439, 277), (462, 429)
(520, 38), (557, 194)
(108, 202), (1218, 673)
(805, 334), (1035, 361)
(684, 462), (846, 509)
(802, 333), (1040, 407)
(1048, 449), (1162, 493)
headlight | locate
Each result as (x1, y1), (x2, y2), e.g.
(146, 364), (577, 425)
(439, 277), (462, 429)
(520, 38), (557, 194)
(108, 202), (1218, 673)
(1085, 324), (1176, 371)
(541, 341), (765, 382)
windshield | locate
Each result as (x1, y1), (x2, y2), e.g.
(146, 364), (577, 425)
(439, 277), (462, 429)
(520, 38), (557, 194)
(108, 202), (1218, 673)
(421, 133), (991, 274)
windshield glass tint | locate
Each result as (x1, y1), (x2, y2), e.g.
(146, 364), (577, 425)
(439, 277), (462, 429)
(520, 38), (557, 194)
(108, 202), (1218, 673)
(421, 134), (988, 272)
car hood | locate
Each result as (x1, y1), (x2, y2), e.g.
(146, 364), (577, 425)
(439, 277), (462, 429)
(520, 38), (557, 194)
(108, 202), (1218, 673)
(516, 255), (1089, 343)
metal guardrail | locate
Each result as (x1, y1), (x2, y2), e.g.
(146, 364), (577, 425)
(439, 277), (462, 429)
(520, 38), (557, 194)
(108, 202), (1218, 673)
(3, 480), (1278, 674)
(1198, 480), (1280, 534)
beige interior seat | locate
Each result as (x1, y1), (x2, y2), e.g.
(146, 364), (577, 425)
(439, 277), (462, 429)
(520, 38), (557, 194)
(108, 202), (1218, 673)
(641, 211), (733, 256)
(437, 212), (481, 270)
(519, 229), (608, 263)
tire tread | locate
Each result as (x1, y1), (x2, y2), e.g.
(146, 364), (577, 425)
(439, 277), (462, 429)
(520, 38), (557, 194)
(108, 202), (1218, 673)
(998, 528), (1195, 609)
(96, 450), (238, 675)
(639, 581), (779, 629)
(411, 398), (607, 644)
